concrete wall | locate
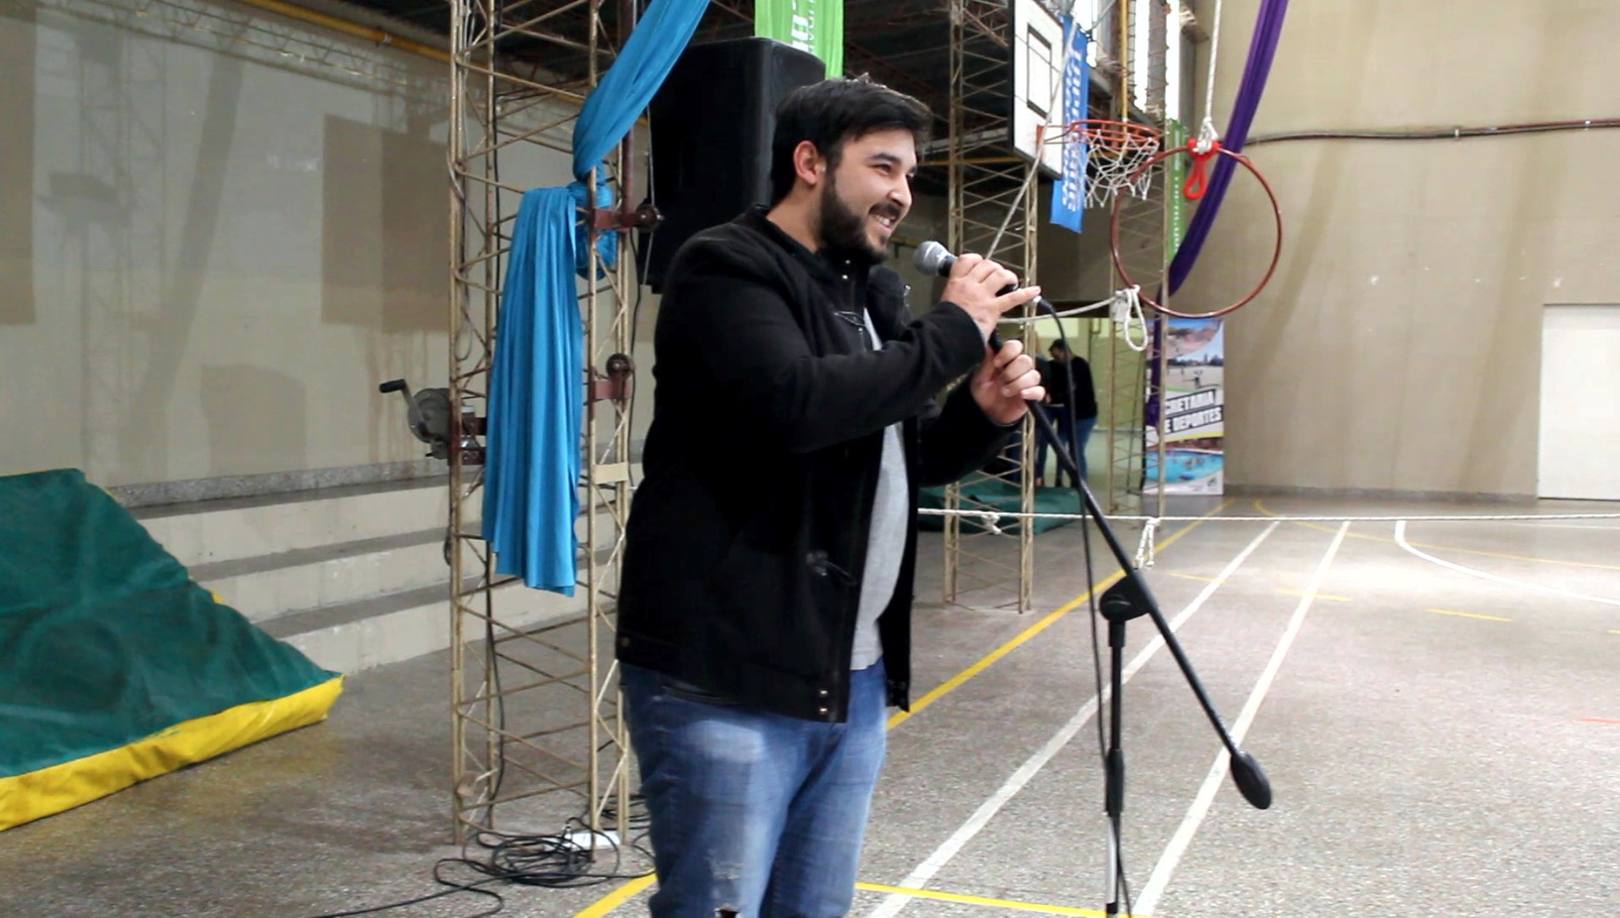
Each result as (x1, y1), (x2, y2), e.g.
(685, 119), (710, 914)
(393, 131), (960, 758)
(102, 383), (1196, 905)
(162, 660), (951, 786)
(16, 0), (1609, 501)
(1, 0), (645, 497)
(1180, 0), (1620, 497)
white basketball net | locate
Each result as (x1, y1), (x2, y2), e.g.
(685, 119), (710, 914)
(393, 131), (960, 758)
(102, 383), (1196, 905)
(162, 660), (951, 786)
(1075, 124), (1162, 208)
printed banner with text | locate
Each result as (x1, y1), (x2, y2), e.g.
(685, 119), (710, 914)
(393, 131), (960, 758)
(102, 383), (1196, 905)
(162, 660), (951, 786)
(1049, 16), (1089, 233)
(756, 0), (843, 79)
(1144, 317), (1225, 495)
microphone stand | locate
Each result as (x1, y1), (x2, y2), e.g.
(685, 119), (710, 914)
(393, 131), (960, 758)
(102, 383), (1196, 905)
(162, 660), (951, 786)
(1024, 384), (1271, 917)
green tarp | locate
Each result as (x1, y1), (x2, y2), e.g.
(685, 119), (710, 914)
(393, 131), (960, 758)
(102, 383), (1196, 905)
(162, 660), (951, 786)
(0, 469), (338, 781)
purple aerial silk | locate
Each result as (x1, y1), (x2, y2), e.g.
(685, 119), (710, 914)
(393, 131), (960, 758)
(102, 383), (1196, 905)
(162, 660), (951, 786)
(1166, 0), (1290, 294)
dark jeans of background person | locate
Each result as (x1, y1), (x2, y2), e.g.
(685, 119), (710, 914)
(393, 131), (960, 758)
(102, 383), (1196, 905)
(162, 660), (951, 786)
(1037, 410), (1098, 485)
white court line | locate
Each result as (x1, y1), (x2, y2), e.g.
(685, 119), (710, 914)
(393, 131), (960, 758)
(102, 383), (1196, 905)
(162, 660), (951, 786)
(1134, 521), (1351, 917)
(1493, 521), (1620, 531)
(866, 522), (1282, 918)
(1394, 520), (1620, 608)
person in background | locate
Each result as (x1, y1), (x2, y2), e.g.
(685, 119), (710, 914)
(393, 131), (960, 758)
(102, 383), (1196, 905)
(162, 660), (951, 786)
(1042, 338), (1099, 483)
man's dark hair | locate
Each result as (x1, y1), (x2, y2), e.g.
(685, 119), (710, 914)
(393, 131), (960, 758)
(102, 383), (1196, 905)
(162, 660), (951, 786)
(769, 75), (932, 204)
(1050, 339), (1070, 354)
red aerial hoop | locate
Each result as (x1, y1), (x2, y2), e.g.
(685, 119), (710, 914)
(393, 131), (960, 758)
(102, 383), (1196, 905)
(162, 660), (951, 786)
(1108, 139), (1283, 320)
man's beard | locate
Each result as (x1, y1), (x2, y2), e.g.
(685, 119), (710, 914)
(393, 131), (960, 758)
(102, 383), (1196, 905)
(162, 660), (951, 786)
(817, 175), (890, 265)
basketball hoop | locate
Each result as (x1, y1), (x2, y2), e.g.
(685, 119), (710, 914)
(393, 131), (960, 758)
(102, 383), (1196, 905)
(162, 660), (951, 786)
(1108, 141), (1283, 320)
(1048, 119), (1163, 208)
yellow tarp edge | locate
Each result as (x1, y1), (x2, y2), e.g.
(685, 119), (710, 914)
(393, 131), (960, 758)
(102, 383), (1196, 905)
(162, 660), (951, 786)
(0, 676), (344, 831)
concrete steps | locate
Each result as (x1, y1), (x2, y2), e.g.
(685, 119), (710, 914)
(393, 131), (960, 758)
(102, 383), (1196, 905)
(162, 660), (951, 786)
(187, 528), (448, 623)
(135, 479), (451, 568)
(133, 477), (610, 675)
(259, 579), (587, 674)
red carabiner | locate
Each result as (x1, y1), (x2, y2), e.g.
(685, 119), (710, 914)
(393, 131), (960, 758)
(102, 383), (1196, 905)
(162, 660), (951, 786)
(1183, 138), (1222, 200)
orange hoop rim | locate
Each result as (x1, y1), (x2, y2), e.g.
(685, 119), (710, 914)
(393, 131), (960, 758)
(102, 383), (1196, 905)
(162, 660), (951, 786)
(1108, 143), (1283, 320)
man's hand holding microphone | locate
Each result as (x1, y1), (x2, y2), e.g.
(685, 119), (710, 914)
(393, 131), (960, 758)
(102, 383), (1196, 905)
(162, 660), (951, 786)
(916, 241), (1046, 426)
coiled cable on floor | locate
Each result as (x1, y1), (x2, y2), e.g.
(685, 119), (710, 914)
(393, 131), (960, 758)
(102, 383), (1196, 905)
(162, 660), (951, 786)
(307, 804), (654, 918)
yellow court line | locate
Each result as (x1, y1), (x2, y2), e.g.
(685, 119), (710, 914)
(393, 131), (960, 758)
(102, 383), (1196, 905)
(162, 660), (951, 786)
(883, 580), (1118, 730)
(575, 875), (656, 917)
(1253, 499), (1620, 573)
(575, 501), (1231, 917)
(1167, 571), (1219, 583)
(1407, 540), (1620, 573)
(888, 498), (1231, 730)
(1427, 607), (1513, 623)
(855, 881), (1148, 917)
(1279, 587), (1350, 602)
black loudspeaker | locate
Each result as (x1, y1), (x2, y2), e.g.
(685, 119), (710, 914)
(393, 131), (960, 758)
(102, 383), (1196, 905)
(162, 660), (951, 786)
(642, 38), (825, 291)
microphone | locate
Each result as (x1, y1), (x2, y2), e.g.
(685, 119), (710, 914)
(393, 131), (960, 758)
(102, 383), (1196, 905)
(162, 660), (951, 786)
(912, 240), (962, 279)
(913, 242), (1057, 349)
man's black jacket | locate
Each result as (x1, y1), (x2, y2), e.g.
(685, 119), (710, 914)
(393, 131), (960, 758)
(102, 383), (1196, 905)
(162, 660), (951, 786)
(617, 207), (1010, 722)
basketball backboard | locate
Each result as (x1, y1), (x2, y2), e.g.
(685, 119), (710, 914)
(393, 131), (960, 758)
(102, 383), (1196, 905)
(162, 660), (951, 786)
(1010, 0), (1065, 176)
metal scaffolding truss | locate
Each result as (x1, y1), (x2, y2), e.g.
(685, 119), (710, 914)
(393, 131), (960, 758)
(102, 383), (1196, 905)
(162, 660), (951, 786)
(1103, 0), (1172, 517)
(942, 0), (1177, 605)
(941, 0), (1038, 613)
(446, 0), (633, 844)
(1103, 180), (1163, 514)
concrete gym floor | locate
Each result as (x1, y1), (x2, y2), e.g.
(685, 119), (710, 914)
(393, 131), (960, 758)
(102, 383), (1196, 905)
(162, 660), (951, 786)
(1, 495), (1615, 917)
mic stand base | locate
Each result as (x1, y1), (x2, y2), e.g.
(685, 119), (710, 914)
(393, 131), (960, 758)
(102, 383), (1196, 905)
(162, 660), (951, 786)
(1022, 404), (1271, 915)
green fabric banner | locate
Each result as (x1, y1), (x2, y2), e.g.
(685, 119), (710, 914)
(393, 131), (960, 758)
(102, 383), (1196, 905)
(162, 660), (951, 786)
(755, 0), (843, 79)
(1165, 119), (1188, 253)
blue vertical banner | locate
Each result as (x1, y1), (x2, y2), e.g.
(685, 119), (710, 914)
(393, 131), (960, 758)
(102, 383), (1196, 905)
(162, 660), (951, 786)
(1049, 17), (1089, 233)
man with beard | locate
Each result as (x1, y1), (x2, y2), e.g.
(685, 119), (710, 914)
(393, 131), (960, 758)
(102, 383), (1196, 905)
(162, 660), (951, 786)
(617, 76), (1045, 917)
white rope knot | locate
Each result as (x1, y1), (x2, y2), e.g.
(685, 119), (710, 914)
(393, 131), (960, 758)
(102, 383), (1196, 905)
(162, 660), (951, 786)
(1112, 286), (1148, 352)
(1134, 517), (1161, 569)
(1194, 116), (1220, 154)
(979, 512), (1006, 536)
(956, 507), (1006, 536)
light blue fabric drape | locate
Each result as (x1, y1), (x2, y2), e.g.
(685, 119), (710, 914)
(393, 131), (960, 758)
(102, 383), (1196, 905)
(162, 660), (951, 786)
(484, 190), (580, 593)
(484, 0), (710, 593)
(571, 0), (710, 177)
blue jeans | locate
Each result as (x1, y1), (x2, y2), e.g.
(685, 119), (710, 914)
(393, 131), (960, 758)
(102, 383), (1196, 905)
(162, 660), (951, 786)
(621, 660), (888, 918)
(1037, 411), (1097, 484)
(1072, 415), (1097, 481)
